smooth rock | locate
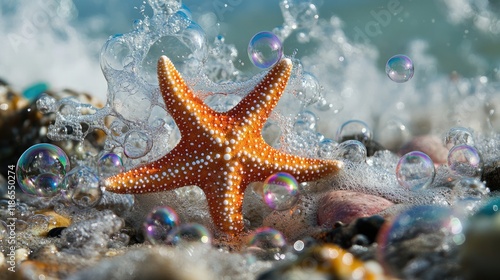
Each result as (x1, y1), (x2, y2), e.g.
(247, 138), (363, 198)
(317, 190), (394, 226)
(399, 135), (448, 165)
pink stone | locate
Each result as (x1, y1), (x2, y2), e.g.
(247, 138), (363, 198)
(317, 190), (394, 226)
(399, 135), (448, 165)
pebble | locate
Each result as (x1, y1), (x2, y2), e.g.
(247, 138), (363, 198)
(317, 190), (393, 226)
(399, 135), (448, 165)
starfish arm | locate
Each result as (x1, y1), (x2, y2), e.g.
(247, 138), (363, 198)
(228, 58), (292, 129)
(241, 138), (343, 184)
(104, 143), (201, 194)
(204, 164), (246, 235)
(158, 56), (227, 136)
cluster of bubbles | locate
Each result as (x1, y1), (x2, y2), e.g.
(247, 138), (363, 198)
(142, 206), (212, 246)
(16, 143), (127, 207)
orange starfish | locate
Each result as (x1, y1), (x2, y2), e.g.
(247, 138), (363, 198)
(105, 55), (343, 236)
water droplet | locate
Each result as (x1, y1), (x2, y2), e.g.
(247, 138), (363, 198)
(248, 31), (283, 69)
(395, 151), (435, 191)
(385, 54), (414, 83)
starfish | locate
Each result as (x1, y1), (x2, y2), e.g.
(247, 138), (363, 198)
(105, 55), (343, 236)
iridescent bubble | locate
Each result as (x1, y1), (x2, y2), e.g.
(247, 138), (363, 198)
(143, 206), (180, 245)
(336, 120), (372, 144)
(444, 127), (474, 149)
(62, 166), (102, 208)
(377, 205), (465, 275)
(16, 143), (70, 196)
(123, 130), (153, 159)
(167, 223), (212, 246)
(317, 138), (338, 159)
(334, 140), (367, 163)
(262, 172), (300, 211)
(97, 153), (125, 178)
(385, 54), (414, 83)
(448, 144), (482, 177)
(395, 151), (435, 191)
(248, 31), (283, 69)
(34, 173), (63, 197)
(246, 227), (287, 260)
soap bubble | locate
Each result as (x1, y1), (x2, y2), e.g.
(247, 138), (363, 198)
(123, 130), (153, 159)
(167, 223), (212, 246)
(377, 205), (465, 275)
(295, 73), (321, 105)
(395, 151), (435, 191)
(334, 140), (367, 163)
(16, 143), (70, 196)
(246, 227), (287, 260)
(263, 172), (300, 211)
(97, 153), (125, 178)
(62, 167), (102, 208)
(317, 138), (338, 159)
(336, 119), (372, 144)
(100, 34), (132, 72)
(34, 173), (63, 197)
(451, 177), (489, 202)
(143, 206), (180, 245)
(248, 31), (283, 68)
(385, 54), (414, 83)
(444, 127), (474, 149)
(293, 110), (317, 132)
(448, 144), (482, 178)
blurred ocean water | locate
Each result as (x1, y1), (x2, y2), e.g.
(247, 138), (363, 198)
(1, 0), (500, 139)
